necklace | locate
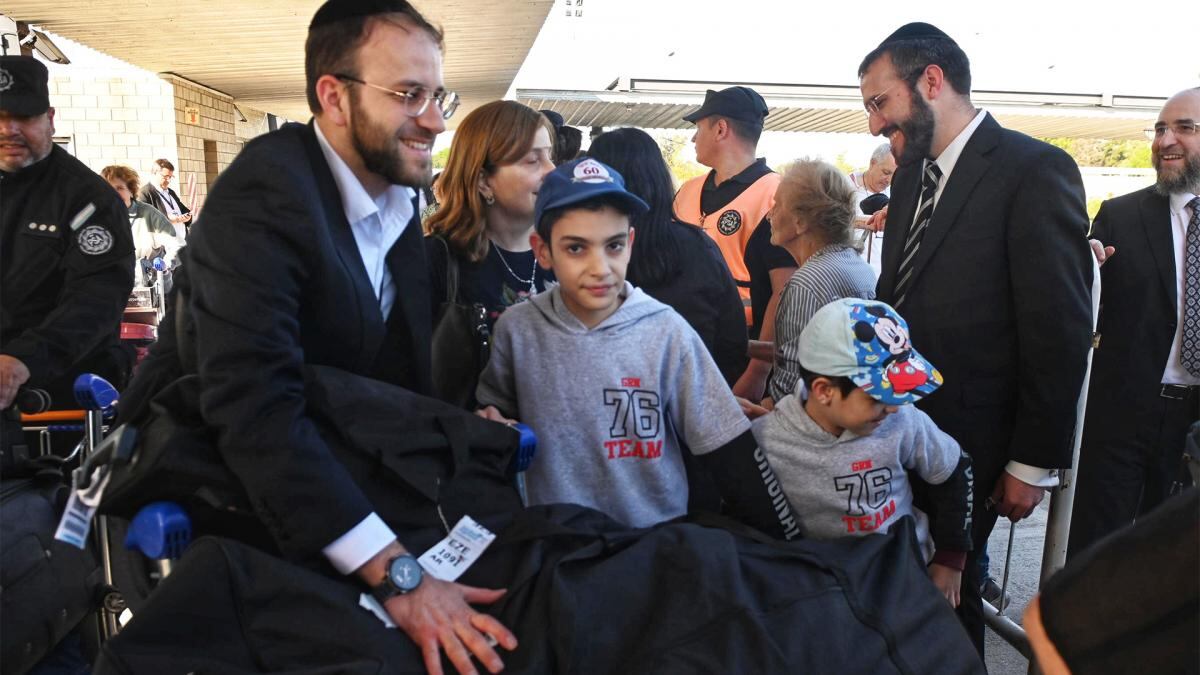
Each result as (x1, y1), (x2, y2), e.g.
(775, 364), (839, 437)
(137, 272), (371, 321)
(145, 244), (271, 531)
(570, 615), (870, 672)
(490, 240), (537, 289)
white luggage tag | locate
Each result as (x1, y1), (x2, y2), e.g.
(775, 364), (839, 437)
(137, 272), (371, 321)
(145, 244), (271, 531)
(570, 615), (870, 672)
(417, 515), (496, 582)
(54, 465), (111, 549)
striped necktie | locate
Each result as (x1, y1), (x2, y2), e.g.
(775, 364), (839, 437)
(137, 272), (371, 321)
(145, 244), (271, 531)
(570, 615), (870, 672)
(893, 162), (942, 308)
(1181, 196), (1200, 376)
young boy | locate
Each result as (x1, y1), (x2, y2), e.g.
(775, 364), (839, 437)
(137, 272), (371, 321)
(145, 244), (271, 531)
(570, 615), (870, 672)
(752, 298), (973, 605)
(476, 158), (799, 540)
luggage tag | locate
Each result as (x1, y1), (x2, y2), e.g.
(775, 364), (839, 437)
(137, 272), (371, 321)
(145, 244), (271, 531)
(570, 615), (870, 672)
(54, 464), (111, 549)
(418, 515), (496, 582)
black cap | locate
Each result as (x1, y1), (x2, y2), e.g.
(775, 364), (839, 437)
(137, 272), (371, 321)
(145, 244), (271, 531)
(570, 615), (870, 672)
(878, 22), (956, 48)
(540, 109), (565, 129)
(0, 56), (51, 116)
(310, 0), (416, 29)
(682, 86), (769, 127)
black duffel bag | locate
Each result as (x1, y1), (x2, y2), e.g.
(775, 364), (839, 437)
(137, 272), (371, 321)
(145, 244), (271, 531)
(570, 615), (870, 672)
(1, 475), (102, 675)
(99, 363), (525, 558)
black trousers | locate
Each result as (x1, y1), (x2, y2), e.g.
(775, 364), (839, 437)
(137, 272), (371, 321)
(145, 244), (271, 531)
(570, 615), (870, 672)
(1068, 384), (1199, 559)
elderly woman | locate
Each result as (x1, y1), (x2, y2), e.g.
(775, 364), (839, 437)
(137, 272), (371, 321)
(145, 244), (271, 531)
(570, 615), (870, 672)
(765, 159), (877, 404)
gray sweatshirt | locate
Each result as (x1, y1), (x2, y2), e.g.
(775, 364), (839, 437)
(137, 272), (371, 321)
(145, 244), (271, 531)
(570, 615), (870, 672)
(477, 282), (749, 528)
(752, 392), (961, 561)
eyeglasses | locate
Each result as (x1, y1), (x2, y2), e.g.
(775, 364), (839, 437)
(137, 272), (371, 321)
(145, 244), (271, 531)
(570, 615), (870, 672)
(334, 74), (460, 120)
(863, 82), (902, 118)
(1144, 121), (1198, 141)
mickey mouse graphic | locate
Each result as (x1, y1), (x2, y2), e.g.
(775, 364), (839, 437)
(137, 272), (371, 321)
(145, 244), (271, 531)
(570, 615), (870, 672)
(852, 305), (931, 396)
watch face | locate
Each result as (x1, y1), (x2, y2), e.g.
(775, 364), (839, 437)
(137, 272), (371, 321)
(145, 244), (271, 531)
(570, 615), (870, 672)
(389, 555), (423, 593)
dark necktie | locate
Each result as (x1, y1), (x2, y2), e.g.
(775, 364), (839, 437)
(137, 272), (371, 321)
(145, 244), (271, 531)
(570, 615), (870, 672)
(894, 162), (942, 308)
(1181, 196), (1200, 376)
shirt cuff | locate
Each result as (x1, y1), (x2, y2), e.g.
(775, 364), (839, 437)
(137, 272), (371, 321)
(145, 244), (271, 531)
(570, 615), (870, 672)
(1005, 461), (1060, 488)
(931, 550), (967, 571)
(322, 513), (396, 575)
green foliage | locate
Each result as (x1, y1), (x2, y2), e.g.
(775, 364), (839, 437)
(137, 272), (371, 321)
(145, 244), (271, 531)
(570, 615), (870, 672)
(1039, 137), (1152, 168)
(832, 152), (856, 175)
(1087, 197), (1104, 222)
(432, 146), (451, 170)
(658, 132), (708, 185)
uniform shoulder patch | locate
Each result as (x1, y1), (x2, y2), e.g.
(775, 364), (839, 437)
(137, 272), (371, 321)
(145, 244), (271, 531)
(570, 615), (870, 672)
(716, 209), (742, 236)
(77, 224), (115, 255)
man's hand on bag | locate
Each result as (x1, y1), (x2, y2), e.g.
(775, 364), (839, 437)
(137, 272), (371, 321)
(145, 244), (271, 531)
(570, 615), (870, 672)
(0, 355), (31, 410)
(358, 541), (517, 675)
(386, 577), (517, 675)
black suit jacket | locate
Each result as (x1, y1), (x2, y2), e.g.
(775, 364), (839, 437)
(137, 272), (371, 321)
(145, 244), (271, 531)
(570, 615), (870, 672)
(1084, 187), (1178, 434)
(876, 114), (1093, 482)
(182, 122), (433, 561)
(138, 182), (191, 223)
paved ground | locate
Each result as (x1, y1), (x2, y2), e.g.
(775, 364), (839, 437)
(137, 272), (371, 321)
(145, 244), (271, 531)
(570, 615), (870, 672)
(982, 498), (1053, 675)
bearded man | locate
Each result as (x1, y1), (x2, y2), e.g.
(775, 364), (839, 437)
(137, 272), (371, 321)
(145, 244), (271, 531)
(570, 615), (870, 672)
(1068, 87), (1200, 560)
(859, 22), (1094, 657)
(171, 2), (517, 673)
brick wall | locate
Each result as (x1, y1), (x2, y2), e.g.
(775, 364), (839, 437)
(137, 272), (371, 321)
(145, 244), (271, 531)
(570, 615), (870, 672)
(166, 76), (241, 210)
(46, 49), (180, 186)
(41, 36), (272, 215)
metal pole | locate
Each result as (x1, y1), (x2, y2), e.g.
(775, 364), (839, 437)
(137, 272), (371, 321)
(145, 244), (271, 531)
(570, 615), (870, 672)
(85, 409), (122, 638)
(981, 599), (1033, 659)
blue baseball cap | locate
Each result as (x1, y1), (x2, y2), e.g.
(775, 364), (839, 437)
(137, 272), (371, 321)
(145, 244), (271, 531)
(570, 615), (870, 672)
(799, 299), (943, 406)
(534, 158), (649, 226)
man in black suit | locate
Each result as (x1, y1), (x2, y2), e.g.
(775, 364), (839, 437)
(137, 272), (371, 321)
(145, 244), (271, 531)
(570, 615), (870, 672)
(181, 2), (515, 674)
(858, 23), (1094, 654)
(137, 158), (192, 232)
(1069, 88), (1200, 559)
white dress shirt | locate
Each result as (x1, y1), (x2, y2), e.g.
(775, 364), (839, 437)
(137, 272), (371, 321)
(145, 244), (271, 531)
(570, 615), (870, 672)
(313, 121), (416, 574)
(1162, 191), (1200, 386)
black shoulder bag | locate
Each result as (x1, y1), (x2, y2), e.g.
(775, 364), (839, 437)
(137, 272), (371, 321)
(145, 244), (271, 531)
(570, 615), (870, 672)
(430, 236), (491, 409)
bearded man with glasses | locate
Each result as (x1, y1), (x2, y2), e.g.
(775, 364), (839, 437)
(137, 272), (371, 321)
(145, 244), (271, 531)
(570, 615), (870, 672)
(1069, 87), (1200, 561)
(117, 2), (517, 673)
(858, 22), (1094, 658)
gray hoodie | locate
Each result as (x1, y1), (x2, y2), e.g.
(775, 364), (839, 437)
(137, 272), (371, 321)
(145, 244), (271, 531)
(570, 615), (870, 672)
(752, 393), (961, 561)
(477, 282), (749, 528)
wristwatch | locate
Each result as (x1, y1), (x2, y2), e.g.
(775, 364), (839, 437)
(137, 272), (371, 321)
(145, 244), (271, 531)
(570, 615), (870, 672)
(370, 554), (424, 603)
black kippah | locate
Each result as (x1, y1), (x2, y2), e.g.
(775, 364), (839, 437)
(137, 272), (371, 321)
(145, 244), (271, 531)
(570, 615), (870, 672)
(878, 22), (955, 47)
(309, 0), (414, 29)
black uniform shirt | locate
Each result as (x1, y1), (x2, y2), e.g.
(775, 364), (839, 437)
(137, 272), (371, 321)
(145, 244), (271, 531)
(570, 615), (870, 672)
(0, 144), (135, 386)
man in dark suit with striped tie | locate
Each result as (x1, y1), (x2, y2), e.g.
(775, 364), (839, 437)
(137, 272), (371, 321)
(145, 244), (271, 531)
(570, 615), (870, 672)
(859, 23), (1094, 656)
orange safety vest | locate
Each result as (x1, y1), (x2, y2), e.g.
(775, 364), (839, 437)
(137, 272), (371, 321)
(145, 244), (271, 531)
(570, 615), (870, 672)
(674, 171), (780, 321)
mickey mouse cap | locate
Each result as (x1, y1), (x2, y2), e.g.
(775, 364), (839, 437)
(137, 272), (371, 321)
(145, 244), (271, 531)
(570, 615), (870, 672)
(798, 299), (943, 406)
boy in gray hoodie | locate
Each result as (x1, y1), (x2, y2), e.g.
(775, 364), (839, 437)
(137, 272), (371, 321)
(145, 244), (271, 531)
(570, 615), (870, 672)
(477, 158), (799, 540)
(752, 299), (974, 606)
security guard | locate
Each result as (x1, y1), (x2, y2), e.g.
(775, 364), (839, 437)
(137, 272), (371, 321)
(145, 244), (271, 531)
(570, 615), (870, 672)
(674, 86), (794, 401)
(0, 55), (134, 410)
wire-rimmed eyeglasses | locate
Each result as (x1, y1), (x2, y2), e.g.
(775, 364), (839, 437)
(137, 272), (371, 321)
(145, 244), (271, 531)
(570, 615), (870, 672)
(863, 82), (902, 118)
(334, 74), (460, 120)
(1144, 121), (1198, 141)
